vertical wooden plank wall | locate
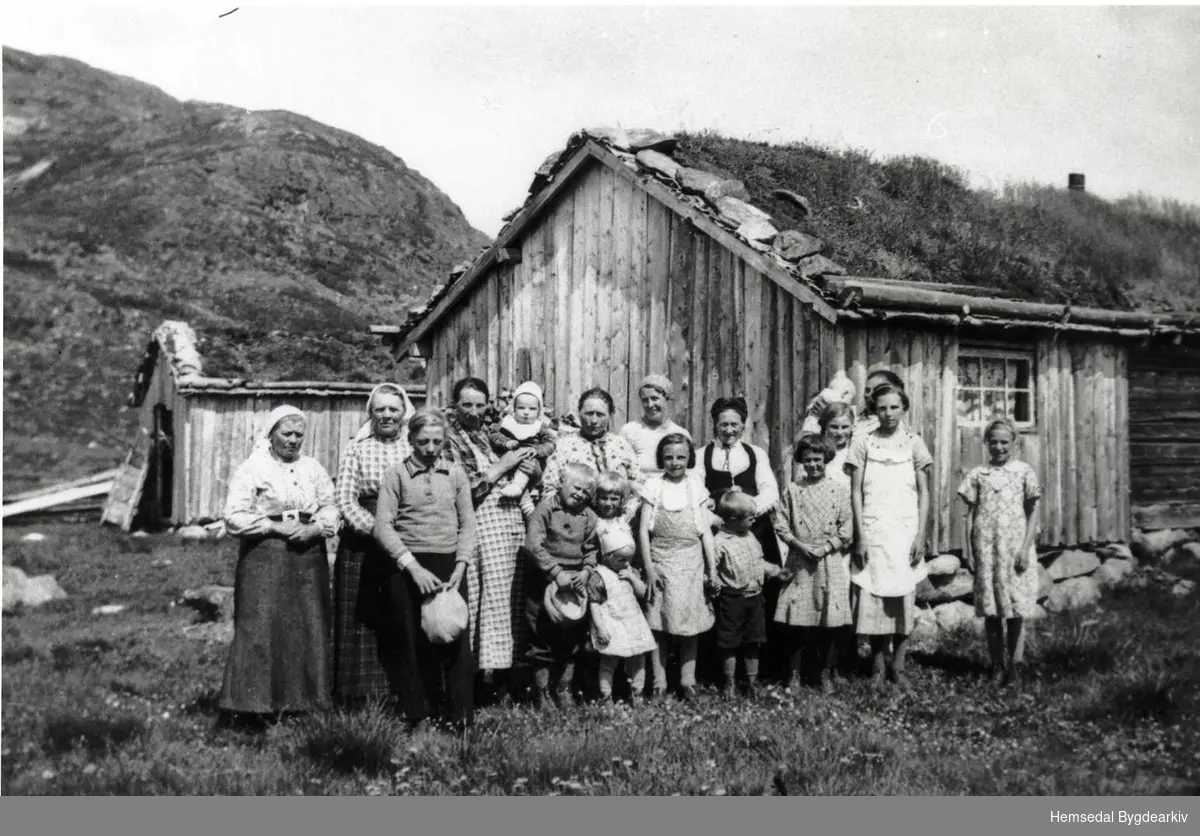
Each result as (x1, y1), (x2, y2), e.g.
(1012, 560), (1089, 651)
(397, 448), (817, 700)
(424, 158), (833, 465)
(174, 392), (423, 524)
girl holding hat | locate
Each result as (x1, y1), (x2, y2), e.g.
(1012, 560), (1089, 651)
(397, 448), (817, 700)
(332, 383), (417, 705)
(620, 374), (693, 479)
(488, 380), (558, 503)
(220, 405), (339, 722)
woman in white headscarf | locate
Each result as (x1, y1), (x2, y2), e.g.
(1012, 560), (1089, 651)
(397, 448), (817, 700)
(220, 405), (339, 722)
(331, 383), (417, 706)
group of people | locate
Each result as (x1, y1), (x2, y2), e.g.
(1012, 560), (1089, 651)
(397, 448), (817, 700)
(217, 368), (1043, 732)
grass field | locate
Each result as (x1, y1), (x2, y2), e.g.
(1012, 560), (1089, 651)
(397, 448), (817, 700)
(3, 523), (1199, 796)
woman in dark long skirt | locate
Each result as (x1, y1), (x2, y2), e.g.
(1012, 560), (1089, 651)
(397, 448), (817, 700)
(220, 405), (340, 722)
(374, 409), (479, 731)
(331, 383), (416, 705)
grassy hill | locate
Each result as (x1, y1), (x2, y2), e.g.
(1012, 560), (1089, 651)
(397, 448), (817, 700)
(674, 132), (1200, 312)
(2, 47), (490, 493)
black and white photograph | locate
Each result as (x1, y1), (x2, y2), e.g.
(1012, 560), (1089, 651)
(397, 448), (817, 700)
(3, 2), (1200, 803)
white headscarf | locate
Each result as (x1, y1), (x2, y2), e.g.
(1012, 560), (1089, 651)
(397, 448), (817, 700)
(354, 383), (417, 441)
(255, 405), (306, 454)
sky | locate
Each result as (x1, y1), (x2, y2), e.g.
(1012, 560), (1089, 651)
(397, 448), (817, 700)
(4, 3), (1198, 237)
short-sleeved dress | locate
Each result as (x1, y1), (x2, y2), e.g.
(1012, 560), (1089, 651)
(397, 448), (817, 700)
(957, 461), (1043, 618)
(772, 476), (854, 628)
(846, 427), (932, 635)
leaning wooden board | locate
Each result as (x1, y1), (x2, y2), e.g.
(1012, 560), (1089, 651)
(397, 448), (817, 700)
(100, 431), (153, 531)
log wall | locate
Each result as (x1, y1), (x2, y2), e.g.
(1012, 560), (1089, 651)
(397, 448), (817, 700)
(1129, 344), (1200, 530)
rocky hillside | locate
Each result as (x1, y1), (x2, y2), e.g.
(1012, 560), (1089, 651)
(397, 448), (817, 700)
(2, 47), (490, 492)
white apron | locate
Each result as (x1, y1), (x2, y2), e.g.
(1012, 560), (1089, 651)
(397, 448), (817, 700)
(850, 432), (927, 597)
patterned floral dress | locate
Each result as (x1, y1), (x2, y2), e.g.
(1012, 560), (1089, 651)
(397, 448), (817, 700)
(542, 431), (644, 515)
(772, 477), (854, 628)
(957, 461), (1043, 618)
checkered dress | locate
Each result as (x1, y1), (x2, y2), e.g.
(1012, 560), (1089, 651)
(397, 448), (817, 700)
(772, 478), (853, 628)
(331, 433), (412, 701)
(445, 415), (528, 671)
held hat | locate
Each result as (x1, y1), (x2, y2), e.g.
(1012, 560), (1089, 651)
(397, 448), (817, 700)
(543, 582), (587, 625)
(420, 588), (470, 644)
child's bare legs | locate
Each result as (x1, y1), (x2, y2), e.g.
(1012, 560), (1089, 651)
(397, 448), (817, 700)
(650, 635), (669, 697)
(890, 633), (912, 690)
(555, 659), (577, 706)
(598, 655), (618, 701)
(786, 627), (805, 693)
(743, 645), (760, 697)
(679, 635), (699, 698)
(984, 617), (1006, 682)
(533, 666), (557, 712)
(1005, 618), (1026, 683)
(720, 651), (738, 698)
(626, 655), (647, 702)
(817, 630), (836, 693)
(869, 636), (889, 687)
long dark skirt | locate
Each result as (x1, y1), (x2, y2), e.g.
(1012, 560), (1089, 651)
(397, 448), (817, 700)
(220, 535), (332, 715)
(332, 529), (404, 702)
(381, 551), (475, 725)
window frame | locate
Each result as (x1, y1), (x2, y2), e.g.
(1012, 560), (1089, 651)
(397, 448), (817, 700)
(955, 345), (1037, 430)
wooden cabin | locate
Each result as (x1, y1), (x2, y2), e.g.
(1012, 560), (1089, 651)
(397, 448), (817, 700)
(380, 129), (1200, 552)
(103, 321), (425, 529)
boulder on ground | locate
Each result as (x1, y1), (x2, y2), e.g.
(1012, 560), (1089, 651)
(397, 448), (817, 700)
(1096, 542), (1134, 563)
(21, 533), (46, 543)
(917, 569), (973, 605)
(1163, 542), (1200, 576)
(1131, 529), (1190, 563)
(91, 604), (127, 616)
(909, 607), (940, 653)
(177, 525), (210, 542)
(1045, 549), (1101, 581)
(183, 622), (234, 644)
(3, 565), (67, 613)
(932, 600), (980, 635)
(1094, 558), (1134, 589)
(1044, 576), (1101, 613)
(925, 554), (961, 577)
(180, 585), (235, 622)
(1036, 562), (1054, 601)
(1171, 578), (1196, 598)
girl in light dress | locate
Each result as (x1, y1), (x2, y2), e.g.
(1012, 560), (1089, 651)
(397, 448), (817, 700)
(588, 471), (657, 705)
(640, 434), (718, 702)
(846, 384), (932, 691)
(957, 418), (1043, 688)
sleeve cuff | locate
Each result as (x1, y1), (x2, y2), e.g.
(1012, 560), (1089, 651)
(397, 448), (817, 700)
(396, 552), (416, 570)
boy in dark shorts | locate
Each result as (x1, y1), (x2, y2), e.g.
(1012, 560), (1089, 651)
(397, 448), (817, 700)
(711, 488), (785, 699)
